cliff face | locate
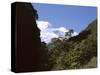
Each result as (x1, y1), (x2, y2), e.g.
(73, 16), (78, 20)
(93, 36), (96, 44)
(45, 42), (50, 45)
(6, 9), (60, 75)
(15, 2), (43, 72)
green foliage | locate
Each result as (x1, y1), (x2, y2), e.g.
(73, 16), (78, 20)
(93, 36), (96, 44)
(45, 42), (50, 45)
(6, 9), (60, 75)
(47, 19), (97, 70)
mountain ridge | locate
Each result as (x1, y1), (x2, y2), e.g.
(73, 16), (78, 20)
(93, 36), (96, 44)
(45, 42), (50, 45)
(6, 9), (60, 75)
(48, 19), (97, 69)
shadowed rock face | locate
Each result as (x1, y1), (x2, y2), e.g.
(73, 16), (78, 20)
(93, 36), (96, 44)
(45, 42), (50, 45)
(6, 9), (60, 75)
(14, 2), (43, 72)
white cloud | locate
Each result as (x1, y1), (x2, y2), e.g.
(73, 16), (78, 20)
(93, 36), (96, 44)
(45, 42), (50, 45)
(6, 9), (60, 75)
(72, 32), (78, 36)
(36, 20), (78, 43)
(59, 27), (68, 33)
(36, 21), (51, 30)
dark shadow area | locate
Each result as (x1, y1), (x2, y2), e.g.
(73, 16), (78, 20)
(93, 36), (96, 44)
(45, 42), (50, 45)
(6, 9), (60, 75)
(11, 2), (49, 73)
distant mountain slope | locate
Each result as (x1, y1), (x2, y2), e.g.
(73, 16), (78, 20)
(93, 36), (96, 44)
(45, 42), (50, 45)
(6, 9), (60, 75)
(80, 19), (97, 68)
(68, 19), (97, 43)
(67, 19), (97, 68)
(86, 19), (97, 32)
(48, 19), (97, 70)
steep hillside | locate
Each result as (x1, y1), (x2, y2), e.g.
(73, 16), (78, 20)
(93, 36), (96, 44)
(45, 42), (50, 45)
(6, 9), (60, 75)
(80, 19), (97, 68)
(48, 19), (97, 70)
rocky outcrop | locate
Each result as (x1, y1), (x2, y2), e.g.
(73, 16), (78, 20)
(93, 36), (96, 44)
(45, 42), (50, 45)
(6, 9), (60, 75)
(13, 2), (45, 72)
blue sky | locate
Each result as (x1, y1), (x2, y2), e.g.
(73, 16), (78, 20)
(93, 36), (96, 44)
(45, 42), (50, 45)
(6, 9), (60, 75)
(32, 3), (97, 33)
